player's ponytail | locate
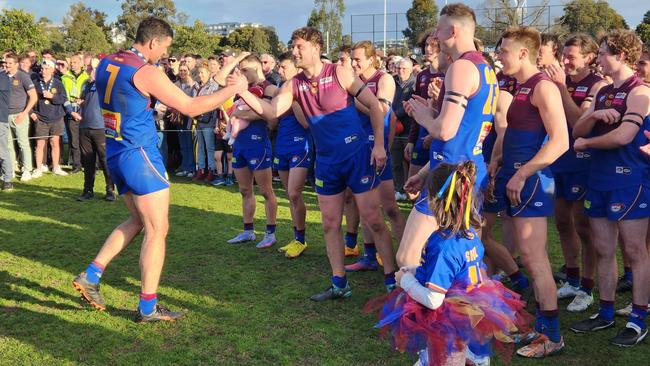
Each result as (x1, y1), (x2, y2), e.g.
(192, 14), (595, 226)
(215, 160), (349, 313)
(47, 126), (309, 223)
(427, 161), (483, 238)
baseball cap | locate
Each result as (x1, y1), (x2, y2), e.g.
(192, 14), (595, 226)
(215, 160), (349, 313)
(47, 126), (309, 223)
(41, 59), (56, 68)
(220, 48), (237, 57)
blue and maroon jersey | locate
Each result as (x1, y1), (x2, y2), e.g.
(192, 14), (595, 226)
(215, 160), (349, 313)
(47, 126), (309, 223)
(409, 68), (445, 144)
(588, 75), (649, 190)
(234, 80), (273, 151)
(96, 50), (158, 158)
(415, 230), (485, 293)
(292, 63), (367, 164)
(358, 69), (391, 146)
(428, 51), (497, 189)
(551, 72), (604, 173)
(502, 72), (553, 175)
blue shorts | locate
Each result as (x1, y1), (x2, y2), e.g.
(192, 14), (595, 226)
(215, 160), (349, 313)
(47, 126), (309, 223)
(314, 145), (379, 195)
(493, 169), (555, 217)
(584, 185), (650, 221)
(232, 145), (272, 171)
(554, 171), (588, 201)
(376, 154), (393, 182)
(108, 146), (170, 195)
(411, 142), (430, 167)
(414, 187), (433, 215)
(273, 148), (312, 171)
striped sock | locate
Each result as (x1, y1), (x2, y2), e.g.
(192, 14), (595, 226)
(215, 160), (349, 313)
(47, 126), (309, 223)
(139, 293), (157, 315)
(84, 261), (105, 284)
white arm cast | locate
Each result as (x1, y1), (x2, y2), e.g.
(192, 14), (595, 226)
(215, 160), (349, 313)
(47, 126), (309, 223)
(400, 272), (445, 310)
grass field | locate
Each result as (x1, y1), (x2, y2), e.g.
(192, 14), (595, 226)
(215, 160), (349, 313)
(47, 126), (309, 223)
(0, 172), (647, 365)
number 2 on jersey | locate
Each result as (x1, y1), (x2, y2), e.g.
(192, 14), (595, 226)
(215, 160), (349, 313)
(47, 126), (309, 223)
(482, 68), (499, 115)
(103, 64), (121, 104)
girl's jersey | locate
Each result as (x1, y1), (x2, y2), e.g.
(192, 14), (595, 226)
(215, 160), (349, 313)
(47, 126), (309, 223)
(502, 72), (551, 175)
(551, 72), (603, 173)
(428, 51), (497, 190)
(415, 230), (485, 293)
(589, 75), (649, 190)
(96, 50), (158, 158)
(358, 69), (391, 147)
(292, 63), (367, 164)
(234, 80), (272, 150)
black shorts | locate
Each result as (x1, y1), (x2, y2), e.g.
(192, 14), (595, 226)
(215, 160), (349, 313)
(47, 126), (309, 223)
(214, 137), (232, 152)
(35, 118), (65, 138)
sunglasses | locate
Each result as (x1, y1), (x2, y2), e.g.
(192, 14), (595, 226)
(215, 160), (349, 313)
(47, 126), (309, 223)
(169, 58), (177, 63)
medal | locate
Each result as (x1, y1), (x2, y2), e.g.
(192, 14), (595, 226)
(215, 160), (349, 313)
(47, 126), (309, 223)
(44, 100), (50, 105)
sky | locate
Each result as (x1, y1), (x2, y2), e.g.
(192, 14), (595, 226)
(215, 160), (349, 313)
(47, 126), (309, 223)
(0, 0), (643, 43)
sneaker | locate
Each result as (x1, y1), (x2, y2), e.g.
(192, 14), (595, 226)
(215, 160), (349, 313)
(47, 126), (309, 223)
(610, 322), (648, 347)
(105, 191), (117, 202)
(552, 264), (567, 283)
(557, 282), (580, 299)
(77, 191), (94, 202)
(345, 256), (379, 272)
(395, 192), (408, 202)
(175, 170), (189, 177)
(513, 330), (541, 346)
(211, 176), (226, 186)
(20, 171), (31, 182)
(52, 167), (68, 176)
(31, 168), (43, 178)
(285, 241), (308, 259)
(224, 175), (234, 186)
(616, 276), (633, 293)
(41, 165), (49, 173)
(570, 313), (615, 333)
(310, 283), (352, 302)
(135, 304), (184, 323)
(71, 167), (82, 174)
(567, 290), (593, 312)
(255, 233), (276, 249)
(227, 231), (256, 244)
(278, 240), (295, 253)
(615, 303), (650, 317)
(516, 334), (564, 358)
(72, 272), (106, 311)
(1, 181), (14, 191)
(344, 246), (359, 257)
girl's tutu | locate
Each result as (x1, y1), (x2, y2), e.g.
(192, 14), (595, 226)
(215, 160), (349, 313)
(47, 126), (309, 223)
(369, 279), (532, 366)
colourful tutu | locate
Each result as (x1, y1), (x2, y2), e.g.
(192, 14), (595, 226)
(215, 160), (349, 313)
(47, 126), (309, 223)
(368, 279), (532, 366)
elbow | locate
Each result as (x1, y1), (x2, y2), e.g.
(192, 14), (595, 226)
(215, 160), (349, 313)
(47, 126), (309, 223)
(437, 128), (457, 142)
(614, 132), (635, 147)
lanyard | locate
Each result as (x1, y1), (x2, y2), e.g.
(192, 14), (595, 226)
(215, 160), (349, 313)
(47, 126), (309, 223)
(39, 79), (53, 92)
(129, 47), (147, 62)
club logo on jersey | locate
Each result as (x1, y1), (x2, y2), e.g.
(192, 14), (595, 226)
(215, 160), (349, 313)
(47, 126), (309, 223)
(576, 152), (591, 159)
(513, 162), (522, 169)
(473, 121), (493, 155)
(293, 136), (305, 142)
(360, 176), (370, 185)
(640, 203), (648, 209)
(610, 203), (625, 213)
(573, 86), (589, 98)
(571, 186), (582, 194)
(50, 88), (57, 94)
(515, 87), (531, 101)
(534, 202), (543, 207)
(432, 151), (444, 161)
(12, 80), (19, 86)
(102, 109), (121, 140)
(344, 135), (358, 144)
(298, 83), (310, 92)
(612, 92), (626, 106)
(251, 134), (262, 141)
(250, 159), (258, 164)
(615, 166), (632, 175)
(291, 156), (299, 162)
(584, 200), (591, 209)
(319, 76), (333, 87)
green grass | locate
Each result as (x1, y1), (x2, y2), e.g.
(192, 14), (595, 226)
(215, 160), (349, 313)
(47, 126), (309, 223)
(0, 173), (646, 365)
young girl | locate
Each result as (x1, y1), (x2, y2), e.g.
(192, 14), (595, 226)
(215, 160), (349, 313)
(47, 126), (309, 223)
(222, 84), (264, 145)
(374, 161), (531, 366)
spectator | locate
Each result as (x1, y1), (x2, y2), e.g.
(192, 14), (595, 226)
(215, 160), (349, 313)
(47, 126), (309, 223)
(172, 64), (197, 177)
(220, 49), (237, 67)
(337, 45), (353, 71)
(0, 60), (12, 190)
(55, 59), (68, 79)
(72, 60), (115, 201)
(30, 60), (68, 178)
(183, 53), (198, 79)
(207, 55), (221, 81)
(4, 53), (37, 182)
(192, 64), (219, 182)
(61, 52), (90, 174)
(166, 54), (179, 82)
(18, 54), (36, 80)
(260, 53), (281, 86)
(391, 58), (415, 200)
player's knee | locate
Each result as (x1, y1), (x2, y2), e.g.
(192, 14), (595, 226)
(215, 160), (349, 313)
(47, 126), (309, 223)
(260, 188), (276, 201)
(622, 242), (648, 263)
(384, 205), (401, 222)
(239, 186), (253, 197)
(554, 217), (574, 235)
(288, 189), (302, 204)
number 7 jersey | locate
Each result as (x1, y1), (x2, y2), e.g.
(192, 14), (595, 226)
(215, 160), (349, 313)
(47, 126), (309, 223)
(96, 50), (158, 158)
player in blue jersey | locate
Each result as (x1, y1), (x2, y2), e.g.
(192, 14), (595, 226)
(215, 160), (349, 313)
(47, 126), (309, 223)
(72, 17), (248, 321)
(231, 27), (397, 301)
(398, 4), (497, 268)
(570, 30), (650, 347)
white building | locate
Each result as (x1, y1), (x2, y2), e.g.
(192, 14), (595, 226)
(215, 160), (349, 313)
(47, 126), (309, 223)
(205, 22), (262, 37)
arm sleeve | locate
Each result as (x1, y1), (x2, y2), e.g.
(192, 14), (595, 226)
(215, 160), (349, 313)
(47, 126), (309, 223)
(401, 272), (446, 310)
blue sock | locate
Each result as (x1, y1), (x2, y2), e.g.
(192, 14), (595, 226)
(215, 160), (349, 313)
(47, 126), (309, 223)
(363, 243), (377, 260)
(508, 270), (529, 291)
(332, 275), (347, 289)
(599, 300), (615, 321)
(629, 304), (648, 330)
(344, 232), (358, 249)
(266, 224), (276, 235)
(84, 261), (104, 284)
(624, 267), (633, 281)
(244, 222), (254, 231)
(139, 293), (157, 315)
(294, 227), (306, 244)
(539, 310), (561, 343)
(384, 272), (396, 286)
(534, 306), (542, 333)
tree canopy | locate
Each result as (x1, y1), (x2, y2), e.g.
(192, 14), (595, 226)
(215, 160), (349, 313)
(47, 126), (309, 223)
(403, 0), (438, 48)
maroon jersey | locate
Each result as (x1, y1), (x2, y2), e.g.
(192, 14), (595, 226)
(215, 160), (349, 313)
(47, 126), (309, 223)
(409, 67), (444, 143)
(497, 72), (518, 94)
(566, 72), (603, 107)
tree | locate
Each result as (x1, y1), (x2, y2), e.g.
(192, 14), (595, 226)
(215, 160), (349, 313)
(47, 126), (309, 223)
(116, 0), (178, 43)
(636, 10), (650, 45)
(262, 27), (285, 56)
(171, 20), (220, 57)
(306, 0), (345, 54)
(559, 0), (628, 38)
(226, 26), (271, 54)
(0, 9), (49, 53)
(478, 0), (550, 39)
(403, 0), (438, 48)
(63, 2), (113, 53)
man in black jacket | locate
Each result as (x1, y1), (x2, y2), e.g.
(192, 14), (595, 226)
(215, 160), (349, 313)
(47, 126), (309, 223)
(30, 60), (68, 177)
(391, 58), (415, 200)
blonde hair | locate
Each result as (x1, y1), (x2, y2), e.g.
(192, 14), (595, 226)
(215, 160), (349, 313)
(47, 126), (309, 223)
(502, 26), (541, 63)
